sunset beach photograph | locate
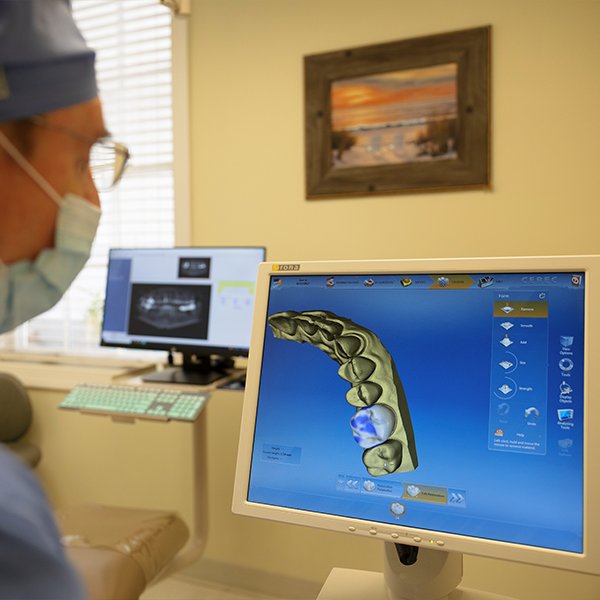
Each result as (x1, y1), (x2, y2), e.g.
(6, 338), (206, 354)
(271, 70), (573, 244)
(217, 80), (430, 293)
(331, 63), (458, 169)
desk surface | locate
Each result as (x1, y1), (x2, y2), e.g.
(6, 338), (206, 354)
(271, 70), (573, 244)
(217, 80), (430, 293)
(0, 354), (245, 393)
(0, 359), (138, 391)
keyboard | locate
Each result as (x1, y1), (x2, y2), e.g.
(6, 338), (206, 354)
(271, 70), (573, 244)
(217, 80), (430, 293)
(59, 384), (209, 422)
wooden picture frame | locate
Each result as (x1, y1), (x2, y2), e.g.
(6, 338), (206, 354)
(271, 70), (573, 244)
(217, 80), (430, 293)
(304, 26), (491, 199)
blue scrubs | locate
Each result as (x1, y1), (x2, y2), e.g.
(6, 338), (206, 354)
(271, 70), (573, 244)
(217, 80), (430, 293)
(0, 446), (85, 599)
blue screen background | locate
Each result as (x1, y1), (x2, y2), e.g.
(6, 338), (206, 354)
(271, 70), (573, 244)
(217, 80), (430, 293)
(248, 273), (585, 553)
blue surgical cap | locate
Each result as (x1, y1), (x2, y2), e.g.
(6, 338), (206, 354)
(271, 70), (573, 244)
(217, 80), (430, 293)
(0, 0), (97, 122)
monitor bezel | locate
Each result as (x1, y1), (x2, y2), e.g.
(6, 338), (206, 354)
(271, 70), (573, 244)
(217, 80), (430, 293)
(232, 255), (600, 575)
(99, 245), (266, 358)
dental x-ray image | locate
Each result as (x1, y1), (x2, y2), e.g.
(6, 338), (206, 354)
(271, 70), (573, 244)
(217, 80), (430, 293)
(179, 257), (211, 279)
(128, 283), (211, 339)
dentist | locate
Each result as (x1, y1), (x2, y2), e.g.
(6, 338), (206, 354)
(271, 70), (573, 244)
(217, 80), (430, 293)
(0, 1), (128, 597)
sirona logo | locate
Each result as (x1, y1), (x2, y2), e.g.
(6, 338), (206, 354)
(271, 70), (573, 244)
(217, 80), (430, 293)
(272, 264), (300, 271)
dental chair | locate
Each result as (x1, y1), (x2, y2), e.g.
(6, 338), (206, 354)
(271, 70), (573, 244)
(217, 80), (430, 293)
(0, 372), (41, 467)
(0, 372), (206, 600)
(56, 503), (190, 599)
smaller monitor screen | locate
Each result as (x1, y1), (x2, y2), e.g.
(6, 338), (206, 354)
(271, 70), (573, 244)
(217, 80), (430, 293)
(100, 247), (265, 355)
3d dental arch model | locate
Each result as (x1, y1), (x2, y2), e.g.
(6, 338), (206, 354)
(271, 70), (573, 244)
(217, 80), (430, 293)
(267, 310), (418, 477)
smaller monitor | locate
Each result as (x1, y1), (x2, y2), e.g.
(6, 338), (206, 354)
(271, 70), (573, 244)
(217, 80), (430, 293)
(100, 246), (265, 385)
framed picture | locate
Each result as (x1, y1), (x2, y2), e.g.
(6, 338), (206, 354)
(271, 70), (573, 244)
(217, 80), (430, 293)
(304, 26), (491, 199)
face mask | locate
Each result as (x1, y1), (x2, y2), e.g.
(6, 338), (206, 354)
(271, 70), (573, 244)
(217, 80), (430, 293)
(0, 132), (101, 334)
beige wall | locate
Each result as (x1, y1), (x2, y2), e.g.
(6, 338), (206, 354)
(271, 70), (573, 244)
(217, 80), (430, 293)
(189, 0), (600, 262)
(184, 1), (600, 599)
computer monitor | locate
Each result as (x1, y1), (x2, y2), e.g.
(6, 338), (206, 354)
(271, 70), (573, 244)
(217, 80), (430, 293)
(233, 256), (600, 599)
(100, 246), (266, 385)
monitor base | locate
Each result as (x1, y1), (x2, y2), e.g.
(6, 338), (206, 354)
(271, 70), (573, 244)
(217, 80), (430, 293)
(317, 567), (515, 600)
(142, 352), (235, 386)
(142, 366), (229, 387)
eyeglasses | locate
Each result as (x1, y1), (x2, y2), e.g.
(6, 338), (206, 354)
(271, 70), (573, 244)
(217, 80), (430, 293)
(89, 139), (130, 191)
(29, 116), (130, 191)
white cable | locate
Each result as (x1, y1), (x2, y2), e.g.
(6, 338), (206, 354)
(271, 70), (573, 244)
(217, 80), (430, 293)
(0, 130), (63, 206)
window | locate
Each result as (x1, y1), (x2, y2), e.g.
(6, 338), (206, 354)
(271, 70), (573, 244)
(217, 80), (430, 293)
(0, 0), (189, 356)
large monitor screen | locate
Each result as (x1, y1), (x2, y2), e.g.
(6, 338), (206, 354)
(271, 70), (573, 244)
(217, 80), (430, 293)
(233, 256), (600, 576)
(100, 246), (265, 383)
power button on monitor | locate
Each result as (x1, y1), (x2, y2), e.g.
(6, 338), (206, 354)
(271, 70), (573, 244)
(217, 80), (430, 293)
(369, 528), (378, 535)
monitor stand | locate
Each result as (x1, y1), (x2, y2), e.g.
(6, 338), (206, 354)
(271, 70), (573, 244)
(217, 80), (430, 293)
(317, 543), (516, 600)
(142, 352), (234, 386)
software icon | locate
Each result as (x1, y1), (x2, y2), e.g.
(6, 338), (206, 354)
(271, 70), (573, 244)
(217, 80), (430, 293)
(560, 381), (573, 397)
(557, 409), (574, 421)
(363, 480), (376, 492)
(406, 485), (420, 497)
(560, 335), (574, 348)
(390, 502), (406, 516)
(497, 403), (510, 416)
(559, 358), (574, 372)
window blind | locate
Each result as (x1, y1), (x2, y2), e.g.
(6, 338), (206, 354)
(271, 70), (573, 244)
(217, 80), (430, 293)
(0, 0), (176, 355)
